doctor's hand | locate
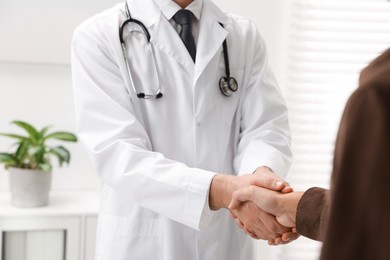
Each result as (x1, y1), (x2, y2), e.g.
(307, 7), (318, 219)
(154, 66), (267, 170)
(230, 201), (294, 241)
(229, 186), (303, 244)
(209, 168), (291, 211)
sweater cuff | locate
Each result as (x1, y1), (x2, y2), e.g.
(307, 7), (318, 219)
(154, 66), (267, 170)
(296, 187), (329, 241)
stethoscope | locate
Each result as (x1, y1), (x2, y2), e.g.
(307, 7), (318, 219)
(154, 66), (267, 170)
(119, 2), (238, 99)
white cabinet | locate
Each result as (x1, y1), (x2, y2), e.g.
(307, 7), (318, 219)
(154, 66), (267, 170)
(4, 230), (66, 260)
(0, 192), (99, 260)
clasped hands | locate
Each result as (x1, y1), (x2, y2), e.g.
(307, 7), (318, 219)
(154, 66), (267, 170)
(209, 167), (302, 245)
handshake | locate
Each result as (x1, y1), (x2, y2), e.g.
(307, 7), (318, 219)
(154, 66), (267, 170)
(209, 167), (303, 245)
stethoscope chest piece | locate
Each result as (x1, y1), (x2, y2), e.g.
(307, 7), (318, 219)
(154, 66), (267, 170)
(219, 77), (238, 97)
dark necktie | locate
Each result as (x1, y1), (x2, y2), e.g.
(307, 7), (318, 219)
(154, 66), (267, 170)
(173, 9), (196, 62)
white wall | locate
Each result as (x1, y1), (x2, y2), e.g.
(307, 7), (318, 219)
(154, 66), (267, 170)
(0, 63), (100, 191)
(0, 0), (123, 65)
(0, 0), (123, 191)
(213, 0), (287, 78)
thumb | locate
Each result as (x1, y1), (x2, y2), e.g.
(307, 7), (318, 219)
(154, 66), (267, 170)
(228, 186), (254, 210)
(281, 185), (293, 193)
(252, 173), (290, 192)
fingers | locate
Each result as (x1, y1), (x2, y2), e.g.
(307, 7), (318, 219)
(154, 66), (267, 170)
(268, 237), (288, 246)
(274, 237), (283, 245)
(282, 231), (300, 243)
(268, 231), (300, 246)
(232, 202), (291, 241)
(230, 212), (237, 219)
(281, 185), (293, 193)
(244, 227), (260, 240)
(252, 167), (292, 192)
(256, 210), (291, 239)
(245, 225), (267, 240)
(228, 186), (254, 210)
(236, 212), (267, 240)
(236, 218), (244, 229)
(229, 185), (278, 213)
(228, 170), (293, 211)
(268, 239), (276, 246)
(251, 174), (287, 192)
(237, 219), (261, 240)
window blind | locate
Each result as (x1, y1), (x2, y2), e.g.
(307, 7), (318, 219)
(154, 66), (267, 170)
(276, 0), (390, 259)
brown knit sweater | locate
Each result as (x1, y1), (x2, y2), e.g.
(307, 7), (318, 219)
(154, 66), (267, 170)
(296, 48), (390, 260)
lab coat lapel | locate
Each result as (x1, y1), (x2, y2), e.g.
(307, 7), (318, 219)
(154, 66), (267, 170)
(194, 0), (231, 84)
(126, 0), (194, 71)
(150, 16), (195, 71)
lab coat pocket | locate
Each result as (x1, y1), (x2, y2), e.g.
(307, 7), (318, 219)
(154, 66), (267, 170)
(220, 70), (244, 127)
(96, 215), (163, 260)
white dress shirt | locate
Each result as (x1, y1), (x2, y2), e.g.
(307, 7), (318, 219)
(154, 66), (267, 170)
(154, 0), (202, 46)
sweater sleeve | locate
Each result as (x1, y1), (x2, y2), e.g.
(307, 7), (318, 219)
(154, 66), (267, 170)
(296, 187), (330, 241)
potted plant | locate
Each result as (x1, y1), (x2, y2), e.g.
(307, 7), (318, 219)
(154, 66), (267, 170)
(0, 120), (77, 207)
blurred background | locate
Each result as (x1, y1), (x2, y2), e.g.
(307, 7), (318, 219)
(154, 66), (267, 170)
(0, 0), (389, 259)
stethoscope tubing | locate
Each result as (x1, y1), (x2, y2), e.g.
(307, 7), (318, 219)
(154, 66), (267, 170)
(120, 2), (237, 99)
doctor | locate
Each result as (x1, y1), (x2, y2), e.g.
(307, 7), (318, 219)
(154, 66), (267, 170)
(72, 0), (293, 259)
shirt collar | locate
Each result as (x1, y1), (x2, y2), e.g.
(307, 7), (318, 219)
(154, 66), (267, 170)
(154, 0), (203, 21)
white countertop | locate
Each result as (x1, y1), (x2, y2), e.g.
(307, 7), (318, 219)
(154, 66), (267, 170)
(0, 191), (100, 218)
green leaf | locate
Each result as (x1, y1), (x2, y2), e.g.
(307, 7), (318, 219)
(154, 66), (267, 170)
(0, 153), (19, 169)
(0, 153), (16, 163)
(0, 133), (28, 141)
(38, 163), (52, 172)
(4, 161), (18, 169)
(44, 132), (78, 142)
(15, 140), (30, 161)
(11, 121), (40, 143)
(30, 145), (46, 165)
(29, 145), (43, 155)
(39, 126), (52, 139)
(49, 146), (71, 167)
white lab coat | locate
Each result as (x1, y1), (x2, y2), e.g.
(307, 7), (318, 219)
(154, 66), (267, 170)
(71, 0), (292, 259)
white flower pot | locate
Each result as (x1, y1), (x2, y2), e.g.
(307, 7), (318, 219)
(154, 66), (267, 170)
(9, 168), (52, 208)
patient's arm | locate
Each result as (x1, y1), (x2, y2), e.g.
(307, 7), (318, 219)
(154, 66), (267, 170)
(229, 186), (330, 242)
(295, 187), (329, 241)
